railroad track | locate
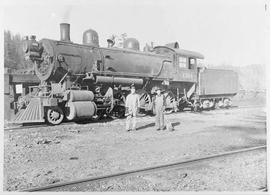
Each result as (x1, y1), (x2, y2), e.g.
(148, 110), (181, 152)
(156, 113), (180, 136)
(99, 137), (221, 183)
(4, 105), (264, 132)
(4, 116), (117, 131)
(22, 145), (266, 192)
(258, 187), (268, 192)
(4, 121), (75, 132)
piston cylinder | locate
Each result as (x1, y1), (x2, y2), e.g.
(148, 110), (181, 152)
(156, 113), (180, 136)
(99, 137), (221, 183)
(66, 90), (94, 102)
(65, 101), (97, 121)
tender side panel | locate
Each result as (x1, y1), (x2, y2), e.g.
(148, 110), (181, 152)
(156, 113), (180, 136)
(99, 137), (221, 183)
(199, 69), (238, 96)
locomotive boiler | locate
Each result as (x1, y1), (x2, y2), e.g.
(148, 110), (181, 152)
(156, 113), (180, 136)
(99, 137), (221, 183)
(14, 23), (238, 125)
(24, 24), (171, 84)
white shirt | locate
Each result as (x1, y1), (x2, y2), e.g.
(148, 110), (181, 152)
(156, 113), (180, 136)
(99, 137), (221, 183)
(154, 94), (166, 110)
(125, 93), (140, 111)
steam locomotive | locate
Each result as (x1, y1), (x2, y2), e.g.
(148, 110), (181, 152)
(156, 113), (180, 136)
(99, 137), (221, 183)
(14, 23), (238, 125)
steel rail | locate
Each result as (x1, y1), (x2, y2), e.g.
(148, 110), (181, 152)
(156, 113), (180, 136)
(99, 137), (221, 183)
(4, 122), (74, 131)
(22, 145), (266, 192)
(4, 116), (117, 131)
(258, 187), (268, 192)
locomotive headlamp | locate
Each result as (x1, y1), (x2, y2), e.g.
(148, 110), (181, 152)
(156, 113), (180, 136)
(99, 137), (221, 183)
(22, 34), (43, 55)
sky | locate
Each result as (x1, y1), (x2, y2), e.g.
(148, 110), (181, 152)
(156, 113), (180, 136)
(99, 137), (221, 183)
(1, 0), (268, 67)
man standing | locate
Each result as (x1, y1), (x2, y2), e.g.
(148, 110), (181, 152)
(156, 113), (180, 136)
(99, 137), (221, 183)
(153, 87), (166, 130)
(125, 84), (140, 131)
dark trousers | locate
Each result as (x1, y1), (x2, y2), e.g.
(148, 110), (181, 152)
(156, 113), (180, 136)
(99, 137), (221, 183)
(155, 109), (164, 129)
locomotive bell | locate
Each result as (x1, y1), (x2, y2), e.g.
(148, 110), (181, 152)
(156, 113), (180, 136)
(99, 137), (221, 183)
(60, 23), (71, 42)
(82, 29), (99, 47)
(123, 38), (140, 50)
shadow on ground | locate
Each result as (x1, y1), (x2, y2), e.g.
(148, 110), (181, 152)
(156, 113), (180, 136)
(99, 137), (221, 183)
(136, 122), (181, 131)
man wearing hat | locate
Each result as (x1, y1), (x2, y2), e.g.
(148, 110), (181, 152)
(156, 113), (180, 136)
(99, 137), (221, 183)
(153, 87), (166, 130)
(107, 35), (116, 48)
(125, 84), (140, 131)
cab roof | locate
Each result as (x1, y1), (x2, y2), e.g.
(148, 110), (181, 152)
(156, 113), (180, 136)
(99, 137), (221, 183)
(153, 46), (204, 59)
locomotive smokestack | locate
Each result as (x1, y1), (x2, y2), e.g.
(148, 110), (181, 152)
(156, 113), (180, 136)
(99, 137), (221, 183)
(60, 23), (71, 42)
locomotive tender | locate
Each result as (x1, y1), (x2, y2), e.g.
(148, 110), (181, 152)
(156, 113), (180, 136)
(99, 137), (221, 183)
(14, 23), (238, 125)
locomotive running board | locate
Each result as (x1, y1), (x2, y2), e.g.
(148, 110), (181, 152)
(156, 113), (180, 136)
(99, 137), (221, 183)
(13, 97), (45, 124)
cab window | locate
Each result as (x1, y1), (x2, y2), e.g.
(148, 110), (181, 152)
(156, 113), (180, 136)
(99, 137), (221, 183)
(189, 58), (196, 69)
(178, 56), (187, 68)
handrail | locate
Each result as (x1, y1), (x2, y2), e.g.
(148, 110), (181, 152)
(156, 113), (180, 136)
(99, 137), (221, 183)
(153, 60), (173, 79)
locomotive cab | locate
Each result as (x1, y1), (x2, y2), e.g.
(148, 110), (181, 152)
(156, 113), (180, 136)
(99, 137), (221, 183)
(153, 45), (204, 83)
(152, 45), (204, 111)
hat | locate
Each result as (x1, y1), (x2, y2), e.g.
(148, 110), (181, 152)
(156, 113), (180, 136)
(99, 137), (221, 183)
(107, 39), (115, 44)
(155, 87), (162, 91)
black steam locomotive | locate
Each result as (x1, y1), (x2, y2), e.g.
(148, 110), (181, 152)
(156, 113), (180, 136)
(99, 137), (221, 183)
(14, 23), (238, 125)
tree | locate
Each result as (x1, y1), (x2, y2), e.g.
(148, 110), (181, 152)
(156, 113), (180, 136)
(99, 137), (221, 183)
(4, 30), (26, 70)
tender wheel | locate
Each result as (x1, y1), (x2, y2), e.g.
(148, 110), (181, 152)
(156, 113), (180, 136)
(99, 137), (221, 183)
(193, 102), (201, 112)
(223, 98), (232, 108)
(202, 100), (210, 110)
(46, 107), (64, 125)
(209, 100), (215, 110)
(217, 100), (224, 108)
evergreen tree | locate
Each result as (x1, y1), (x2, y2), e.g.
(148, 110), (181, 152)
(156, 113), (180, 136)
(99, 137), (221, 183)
(4, 30), (27, 70)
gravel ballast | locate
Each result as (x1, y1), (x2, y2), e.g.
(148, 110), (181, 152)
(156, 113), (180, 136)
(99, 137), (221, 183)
(4, 106), (266, 191)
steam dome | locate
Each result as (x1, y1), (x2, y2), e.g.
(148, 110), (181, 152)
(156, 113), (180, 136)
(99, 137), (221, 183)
(123, 38), (140, 50)
(82, 29), (99, 47)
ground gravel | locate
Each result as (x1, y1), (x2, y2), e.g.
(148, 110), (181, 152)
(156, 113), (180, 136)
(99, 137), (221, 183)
(53, 149), (266, 191)
(4, 105), (266, 191)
